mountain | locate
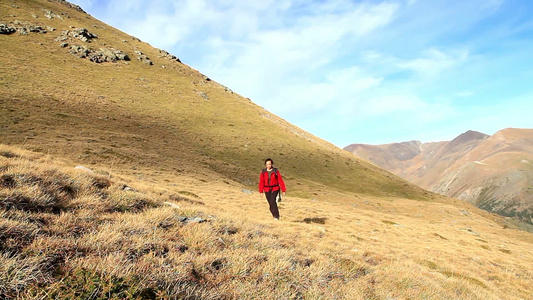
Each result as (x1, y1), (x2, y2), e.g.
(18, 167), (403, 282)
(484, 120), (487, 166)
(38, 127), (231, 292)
(1, 1), (533, 299)
(345, 129), (533, 224)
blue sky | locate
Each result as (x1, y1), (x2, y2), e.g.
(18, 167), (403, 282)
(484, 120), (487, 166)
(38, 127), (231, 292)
(70, 0), (532, 147)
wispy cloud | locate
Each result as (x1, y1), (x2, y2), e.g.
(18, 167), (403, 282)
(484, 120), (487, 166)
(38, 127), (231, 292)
(71, 0), (533, 146)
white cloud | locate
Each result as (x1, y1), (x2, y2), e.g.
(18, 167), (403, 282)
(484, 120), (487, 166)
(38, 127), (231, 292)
(396, 48), (469, 76)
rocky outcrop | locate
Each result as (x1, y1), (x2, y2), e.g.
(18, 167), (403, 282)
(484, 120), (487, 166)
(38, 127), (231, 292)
(0, 24), (16, 34)
(68, 45), (130, 63)
(43, 9), (69, 20)
(158, 49), (181, 63)
(54, 0), (86, 13)
(1, 22), (52, 35)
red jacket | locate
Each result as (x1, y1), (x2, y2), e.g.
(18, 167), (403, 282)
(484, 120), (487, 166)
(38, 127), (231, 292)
(259, 168), (286, 193)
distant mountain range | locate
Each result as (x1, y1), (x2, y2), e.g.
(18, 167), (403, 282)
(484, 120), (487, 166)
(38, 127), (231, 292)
(345, 128), (533, 224)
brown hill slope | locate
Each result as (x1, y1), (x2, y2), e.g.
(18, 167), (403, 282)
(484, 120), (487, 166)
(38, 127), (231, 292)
(345, 129), (533, 224)
(0, 0), (427, 201)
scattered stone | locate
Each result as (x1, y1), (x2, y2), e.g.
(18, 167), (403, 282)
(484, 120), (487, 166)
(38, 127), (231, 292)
(32, 14), (39, 18)
(176, 216), (207, 224)
(134, 50), (153, 65)
(60, 42), (68, 48)
(69, 44), (90, 58)
(28, 25), (47, 33)
(158, 49), (181, 62)
(158, 220), (174, 229)
(198, 91), (208, 100)
(118, 184), (136, 192)
(164, 201), (181, 209)
(47, 26), (56, 32)
(53, 0), (85, 12)
(0, 24), (16, 35)
(241, 189), (253, 194)
(186, 217), (207, 223)
(224, 86), (233, 94)
(55, 32), (68, 42)
(74, 165), (95, 174)
(43, 9), (66, 20)
(461, 210), (470, 216)
(17, 27), (28, 35)
(66, 44), (130, 63)
(88, 48), (130, 63)
(69, 28), (97, 42)
(203, 75), (211, 81)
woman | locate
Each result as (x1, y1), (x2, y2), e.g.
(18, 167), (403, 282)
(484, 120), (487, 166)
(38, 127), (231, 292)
(258, 158), (286, 220)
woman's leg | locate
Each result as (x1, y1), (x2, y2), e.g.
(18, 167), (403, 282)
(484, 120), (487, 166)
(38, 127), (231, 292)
(265, 191), (280, 219)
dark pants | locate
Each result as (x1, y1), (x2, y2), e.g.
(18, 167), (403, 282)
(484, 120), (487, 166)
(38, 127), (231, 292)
(265, 190), (280, 219)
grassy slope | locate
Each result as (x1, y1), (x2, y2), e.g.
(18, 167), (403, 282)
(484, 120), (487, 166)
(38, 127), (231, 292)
(0, 0), (427, 201)
(1, 145), (532, 299)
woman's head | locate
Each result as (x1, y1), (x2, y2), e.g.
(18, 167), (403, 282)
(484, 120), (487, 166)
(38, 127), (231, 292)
(264, 158), (273, 169)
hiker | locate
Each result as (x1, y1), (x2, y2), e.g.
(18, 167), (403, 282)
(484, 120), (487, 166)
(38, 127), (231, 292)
(259, 158), (286, 220)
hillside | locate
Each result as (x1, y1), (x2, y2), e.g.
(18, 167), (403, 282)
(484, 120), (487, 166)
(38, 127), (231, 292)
(345, 129), (533, 224)
(2, 143), (532, 299)
(0, 0), (427, 201)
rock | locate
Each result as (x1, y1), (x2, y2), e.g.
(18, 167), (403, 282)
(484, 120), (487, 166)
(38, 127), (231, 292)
(118, 184), (136, 192)
(175, 216), (207, 224)
(69, 44), (90, 58)
(135, 51), (153, 65)
(241, 189), (253, 194)
(69, 28), (97, 42)
(60, 42), (68, 48)
(164, 201), (181, 209)
(17, 27), (28, 35)
(74, 165), (95, 174)
(158, 49), (181, 62)
(198, 91), (208, 100)
(461, 210), (470, 216)
(28, 25), (47, 33)
(89, 48), (130, 63)
(0, 24), (16, 35)
(186, 217), (207, 223)
(43, 9), (66, 20)
(55, 0), (86, 13)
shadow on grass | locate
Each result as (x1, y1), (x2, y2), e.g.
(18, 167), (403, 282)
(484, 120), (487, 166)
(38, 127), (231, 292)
(301, 217), (327, 224)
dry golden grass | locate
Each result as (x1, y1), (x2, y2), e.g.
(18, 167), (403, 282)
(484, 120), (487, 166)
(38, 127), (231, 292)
(1, 145), (532, 299)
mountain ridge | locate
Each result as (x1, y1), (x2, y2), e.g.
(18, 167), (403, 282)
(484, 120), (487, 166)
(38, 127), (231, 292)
(345, 128), (533, 224)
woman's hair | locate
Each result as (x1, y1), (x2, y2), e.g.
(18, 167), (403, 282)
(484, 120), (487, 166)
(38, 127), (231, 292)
(264, 158), (274, 165)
